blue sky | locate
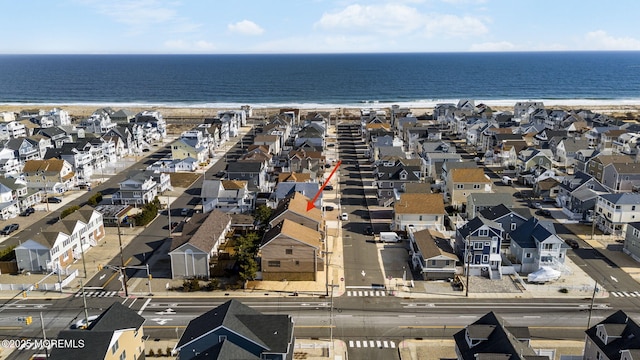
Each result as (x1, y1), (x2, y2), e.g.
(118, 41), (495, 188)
(3, 0), (640, 54)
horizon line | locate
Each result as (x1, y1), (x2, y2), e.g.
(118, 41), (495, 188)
(1, 50), (640, 56)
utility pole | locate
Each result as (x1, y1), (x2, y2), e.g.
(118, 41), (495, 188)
(80, 239), (87, 278)
(587, 279), (599, 329)
(80, 279), (89, 329)
(116, 222), (129, 297)
(465, 236), (471, 297)
(329, 281), (334, 357)
(39, 312), (49, 358)
(323, 251), (332, 296)
(167, 195), (172, 238)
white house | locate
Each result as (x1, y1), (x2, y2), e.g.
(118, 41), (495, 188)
(594, 192), (640, 236)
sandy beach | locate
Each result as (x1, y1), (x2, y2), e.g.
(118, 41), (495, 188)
(1, 103), (640, 120)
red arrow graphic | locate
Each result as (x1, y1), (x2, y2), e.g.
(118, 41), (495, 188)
(307, 160), (342, 211)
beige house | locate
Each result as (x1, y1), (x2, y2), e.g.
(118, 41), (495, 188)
(259, 219), (323, 281)
(446, 168), (492, 208)
(392, 193), (446, 232)
(269, 192), (323, 232)
(50, 302), (146, 360)
(22, 158), (75, 194)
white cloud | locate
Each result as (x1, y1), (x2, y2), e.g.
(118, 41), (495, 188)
(425, 15), (488, 37)
(316, 3), (488, 39)
(315, 4), (423, 36)
(79, 0), (177, 25)
(164, 39), (215, 52)
(469, 41), (515, 52)
(585, 30), (640, 50)
(228, 20), (265, 36)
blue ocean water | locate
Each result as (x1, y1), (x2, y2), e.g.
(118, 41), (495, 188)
(0, 52), (639, 108)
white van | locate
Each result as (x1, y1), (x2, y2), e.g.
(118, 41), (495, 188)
(380, 231), (401, 243)
(501, 176), (513, 185)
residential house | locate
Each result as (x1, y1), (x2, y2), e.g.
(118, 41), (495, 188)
(509, 217), (568, 274)
(169, 210), (232, 279)
(584, 310), (640, 360)
(612, 132), (640, 155)
(454, 312), (541, 360)
(455, 217), (503, 279)
(574, 148), (600, 174)
(50, 302), (146, 360)
(594, 193), (640, 236)
(32, 126), (71, 148)
(253, 134), (282, 156)
(555, 137), (591, 173)
(259, 219), (323, 281)
(201, 180), (253, 214)
(294, 123), (325, 149)
(533, 177), (561, 201)
(103, 126), (135, 155)
(271, 182), (320, 209)
(215, 110), (240, 137)
(623, 222), (640, 262)
(445, 168), (492, 209)
(146, 157), (198, 173)
(22, 158), (75, 194)
(171, 136), (210, 163)
(0, 121), (26, 139)
(373, 158), (423, 206)
(466, 193), (514, 220)
(556, 171), (609, 221)
(0, 148), (22, 176)
(392, 193), (446, 232)
(286, 149), (325, 175)
(0, 177), (40, 214)
(3, 137), (44, 162)
(268, 192), (323, 232)
(110, 108), (137, 123)
(478, 204), (530, 246)
(407, 227), (458, 280)
(112, 171), (158, 205)
(585, 153), (635, 185)
(218, 109), (247, 127)
(422, 152), (461, 181)
(133, 110), (167, 141)
(516, 148), (554, 185)
(226, 161), (269, 192)
(174, 299), (294, 360)
(15, 206), (105, 273)
(601, 162), (640, 193)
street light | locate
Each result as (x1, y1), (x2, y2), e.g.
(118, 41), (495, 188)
(116, 222), (129, 297)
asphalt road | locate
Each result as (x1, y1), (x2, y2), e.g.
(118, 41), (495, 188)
(337, 124), (386, 292)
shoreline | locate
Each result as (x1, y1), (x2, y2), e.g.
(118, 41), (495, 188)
(1, 101), (640, 119)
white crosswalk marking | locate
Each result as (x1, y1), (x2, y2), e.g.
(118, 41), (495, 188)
(623, 292), (631, 297)
(348, 339), (397, 348)
(75, 290), (118, 298)
(631, 292), (638, 297)
(346, 290), (389, 297)
(612, 292), (620, 297)
(610, 291), (640, 298)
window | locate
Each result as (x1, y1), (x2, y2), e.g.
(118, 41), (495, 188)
(295, 260), (300, 266)
(511, 223), (517, 231)
(219, 335), (227, 342)
(482, 255), (489, 263)
(111, 341), (119, 354)
(543, 243), (553, 250)
(456, 184), (464, 189)
(267, 261), (281, 268)
(525, 253), (532, 258)
(285, 249), (293, 255)
(473, 242), (484, 250)
(478, 229), (488, 237)
(473, 184), (481, 189)
(431, 260), (437, 266)
(119, 350), (126, 360)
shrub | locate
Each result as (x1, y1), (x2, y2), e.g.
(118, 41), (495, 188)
(0, 246), (16, 261)
(148, 349), (155, 357)
(87, 192), (103, 206)
(182, 278), (201, 292)
(60, 205), (81, 219)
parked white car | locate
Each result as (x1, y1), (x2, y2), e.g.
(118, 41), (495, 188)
(340, 213), (349, 221)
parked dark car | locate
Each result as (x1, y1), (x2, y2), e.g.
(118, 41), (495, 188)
(535, 209), (552, 217)
(565, 239), (579, 249)
(322, 205), (335, 212)
(0, 224), (19, 235)
(19, 207), (35, 217)
(45, 197), (62, 203)
(324, 185), (334, 191)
